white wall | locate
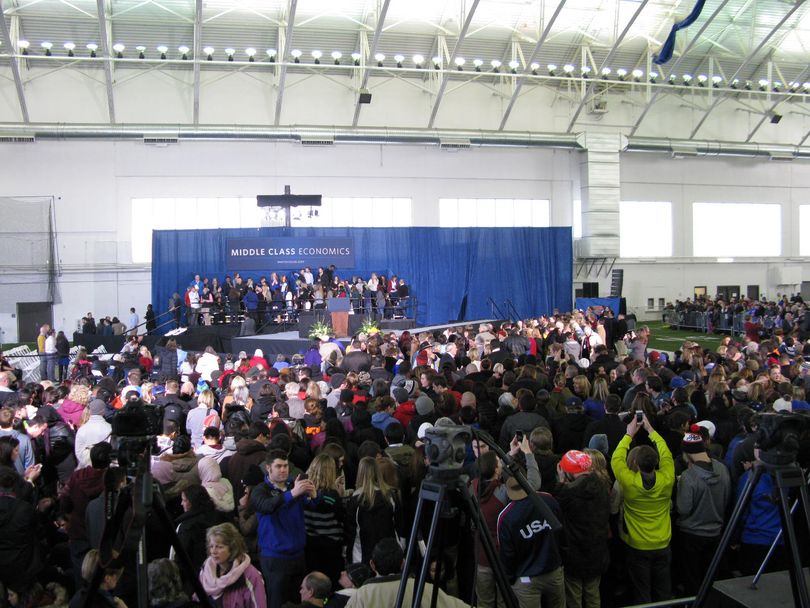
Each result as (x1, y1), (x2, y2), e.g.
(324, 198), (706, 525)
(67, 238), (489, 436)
(3, 138), (810, 342)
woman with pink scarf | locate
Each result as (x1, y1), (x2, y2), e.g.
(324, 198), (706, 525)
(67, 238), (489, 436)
(201, 523), (266, 608)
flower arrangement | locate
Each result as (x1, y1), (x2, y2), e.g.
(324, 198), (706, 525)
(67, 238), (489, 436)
(308, 320), (332, 341)
(359, 317), (381, 336)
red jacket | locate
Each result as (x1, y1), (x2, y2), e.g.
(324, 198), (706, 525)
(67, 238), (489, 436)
(60, 466), (105, 540)
(393, 401), (416, 428)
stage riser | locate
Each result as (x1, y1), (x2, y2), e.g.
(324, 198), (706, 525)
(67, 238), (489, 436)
(708, 569), (810, 607)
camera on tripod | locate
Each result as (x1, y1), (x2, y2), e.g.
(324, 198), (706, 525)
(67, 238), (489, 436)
(753, 411), (810, 466)
(424, 424), (471, 473)
(110, 398), (163, 471)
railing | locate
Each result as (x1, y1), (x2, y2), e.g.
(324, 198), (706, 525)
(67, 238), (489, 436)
(663, 311), (757, 338)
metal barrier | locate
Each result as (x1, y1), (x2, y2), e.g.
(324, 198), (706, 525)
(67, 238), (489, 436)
(664, 310), (773, 338)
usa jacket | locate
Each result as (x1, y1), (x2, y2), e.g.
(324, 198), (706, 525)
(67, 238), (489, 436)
(496, 492), (563, 581)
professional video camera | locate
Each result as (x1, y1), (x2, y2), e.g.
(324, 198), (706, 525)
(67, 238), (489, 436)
(110, 398), (163, 471)
(754, 411), (810, 466)
(423, 424), (471, 474)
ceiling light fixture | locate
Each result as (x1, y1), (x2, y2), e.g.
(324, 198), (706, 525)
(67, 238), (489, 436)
(581, 66), (591, 78)
(41, 41), (53, 56)
(433, 56), (442, 69)
(649, 70), (658, 83)
(178, 45), (190, 60)
(245, 47), (256, 62)
(631, 68), (643, 81)
(491, 59), (501, 73)
(18, 40), (29, 55)
(473, 58), (483, 72)
(616, 68), (627, 81)
(64, 41), (75, 56)
(413, 54), (424, 68)
(86, 42), (97, 57)
(291, 49), (302, 63)
(697, 74), (708, 87)
(394, 54), (404, 68)
(454, 56), (465, 70)
(508, 60), (519, 74)
(203, 46), (214, 60)
(758, 78), (769, 91)
(225, 47), (235, 61)
(374, 52), (385, 67)
(267, 48), (277, 62)
(136, 45), (146, 59)
(331, 50), (342, 65)
(563, 64), (574, 75)
(682, 73), (693, 84)
(601, 67), (611, 79)
(712, 75), (722, 88)
(351, 52), (361, 66)
(547, 63), (557, 76)
(112, 43), (125, 58)
(311, 49), (322, 64)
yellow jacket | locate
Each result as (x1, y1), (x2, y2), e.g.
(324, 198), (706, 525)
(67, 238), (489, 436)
(611, 431), (675, 550)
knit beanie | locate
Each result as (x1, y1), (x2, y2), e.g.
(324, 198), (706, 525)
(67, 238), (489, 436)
(682, 424), (706, 454)
(415, 395), (434, 416)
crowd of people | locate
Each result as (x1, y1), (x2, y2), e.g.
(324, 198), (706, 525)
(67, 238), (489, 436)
(172, 269), (411, 328)
(1, 303), (809, 608)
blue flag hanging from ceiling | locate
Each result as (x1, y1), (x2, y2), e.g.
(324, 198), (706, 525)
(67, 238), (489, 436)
(653, 0), (708, 64)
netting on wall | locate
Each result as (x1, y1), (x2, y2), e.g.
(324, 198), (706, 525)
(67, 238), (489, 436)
(0, 196), (60, 305)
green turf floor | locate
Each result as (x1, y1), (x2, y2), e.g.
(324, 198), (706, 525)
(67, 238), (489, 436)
(643, 320), (725, 354)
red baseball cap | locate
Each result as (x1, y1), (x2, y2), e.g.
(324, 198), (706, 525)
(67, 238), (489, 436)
(559, 450), (593, 475)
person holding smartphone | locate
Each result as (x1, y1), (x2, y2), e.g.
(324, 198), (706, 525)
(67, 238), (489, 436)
(610, 413), (675, 604)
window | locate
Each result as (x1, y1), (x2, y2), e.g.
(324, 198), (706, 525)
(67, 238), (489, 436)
(693, 202), (781, 257)
(572, 199), (582, 238)
(619, 201), (672, 258)
(131, 197), (412, 263)
(800, 206), (810, 256)
(438, 199), (549, 228)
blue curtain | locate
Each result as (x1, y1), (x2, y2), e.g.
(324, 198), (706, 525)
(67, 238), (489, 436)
(654, 0), (707, 65)
(151, 227), (572, 326)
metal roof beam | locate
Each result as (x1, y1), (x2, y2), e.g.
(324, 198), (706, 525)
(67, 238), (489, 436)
(273, 0), (298, 126)
(351, 0), (391, 127)
(566, 0), (650, 133)
(498, 0), (567, 131)
(96, 0), (116, 123)
(689, 0), (805, 139)
(426, 0), (481, 129)
(746, 64), (810, 142)
(0, 2), (29, 122)
(192, 0), (202, 124)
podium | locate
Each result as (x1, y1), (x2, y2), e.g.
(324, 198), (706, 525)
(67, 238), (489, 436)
(328, 297), (351, 338)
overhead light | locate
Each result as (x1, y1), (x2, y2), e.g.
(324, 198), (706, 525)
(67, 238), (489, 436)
(112, 43), (125, 58)
(136, 45), (146, 59)
(563, 64), (574, 74)
(803, 82), (810, 91)
(267, 48), (277, 61)
(547, 63), (557, 76)
(311, 49), (322, 63)
(697, 74), (707, 86)
(394, 54), (404, 67)
(758, 78), (769, 91)
(631, 68), (643, 81)
(668, 74), (677, 84)
(412, 54), (424, 68)
(682, 73), (692, 84)
(649, 71), (658, 83)
(433, 56), (441, 69)
(374, 52), (385, 66)
(712, 75), (722, 87)
(581, 66), (591, 78)
(491, 59), (501, 72)
(179, 45), (190, 60)
(772, 81), (782, 92)
(225, 47), (235, 61)
(157, 45), (168, 59)
(601, 67), (611, 79)
(203, 46), (214, 60)
(616, 68), (627, 80)
(730, 78), (740, 89)
(473, 58), (483, 72)
(331, 50), (342, 64)
(86, 42), (98, 57)
(291, 49), (302, 63)
(64, 41), (75, 56)
(508, 60), (519, 74)
(18, 40), (29, 55)
(351, 51), (361, 65)
(41, 41), (53, 56)
(789, 81), (799, 92)
(529, 62), (539, 75)
(245, 47), (256, 61)
(454, 56), (465, 70)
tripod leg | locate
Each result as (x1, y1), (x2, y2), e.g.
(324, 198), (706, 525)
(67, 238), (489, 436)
(751, 498), (799, 589)
(694, 465), (763, 608)
(413, 483), (446, 608)
(774, 470), (810, 608)
(456, 484), (520, 608)
(396, 485), (430, 608)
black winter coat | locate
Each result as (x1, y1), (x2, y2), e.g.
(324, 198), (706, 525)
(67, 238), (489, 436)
(0, 494), (43, 591)
(554, 472), (611, 578)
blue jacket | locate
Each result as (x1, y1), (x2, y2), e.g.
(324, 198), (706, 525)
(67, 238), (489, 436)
(739, 471), (782, 546)
(243, 290), (259, 312)
(371, 411), (398, 432)
(251, 476), (310, 558)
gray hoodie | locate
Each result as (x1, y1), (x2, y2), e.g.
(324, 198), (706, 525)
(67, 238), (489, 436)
(676, 458), (731, 537)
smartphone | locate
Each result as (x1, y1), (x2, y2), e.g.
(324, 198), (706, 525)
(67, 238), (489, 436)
(298, 473), (308, 481)
(635, 410), (644, 423)
(515, 431), (524, 442)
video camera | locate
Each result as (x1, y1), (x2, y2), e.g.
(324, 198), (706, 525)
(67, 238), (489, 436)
(110, 398), (163, 471)
(424, 424), (471, 475)
(754, 411), (810, 466)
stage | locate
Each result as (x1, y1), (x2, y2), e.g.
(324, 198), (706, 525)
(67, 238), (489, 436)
(75, 318), (497, 358)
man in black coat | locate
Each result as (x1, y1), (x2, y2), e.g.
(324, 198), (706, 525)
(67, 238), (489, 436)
(582, 394), (628, 459)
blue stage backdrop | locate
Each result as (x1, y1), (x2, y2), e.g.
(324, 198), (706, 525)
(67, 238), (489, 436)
(151, 227), (572, 327)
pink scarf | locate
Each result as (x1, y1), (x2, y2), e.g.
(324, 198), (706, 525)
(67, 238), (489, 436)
(200, 555), (252, 599)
